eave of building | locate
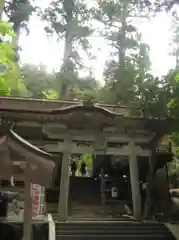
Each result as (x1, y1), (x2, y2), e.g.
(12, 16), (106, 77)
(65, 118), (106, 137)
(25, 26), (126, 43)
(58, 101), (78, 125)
(0, 97), (178, 135)
(0, 96), (133, 115)
(8, 130), (55, 161)
(0, 130), (55, 183)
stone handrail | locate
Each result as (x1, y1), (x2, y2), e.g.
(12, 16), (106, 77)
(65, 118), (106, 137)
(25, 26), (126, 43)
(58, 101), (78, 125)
(165, 223), (179, 240)
(48, 214), (56, 240)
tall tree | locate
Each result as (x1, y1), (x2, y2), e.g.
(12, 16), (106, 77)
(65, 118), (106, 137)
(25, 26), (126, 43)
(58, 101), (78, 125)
(43, 0), (93, 100)
(134, 34), (151, 83)
(169, 10), (179, 69)
(161, 11), (179, 117)
(95, 0), (148, 104)
(3, 0), (34, 60)
(0, 0), (4, 19)
(163, 69), (179, 117)
(133, 34), (152, 112)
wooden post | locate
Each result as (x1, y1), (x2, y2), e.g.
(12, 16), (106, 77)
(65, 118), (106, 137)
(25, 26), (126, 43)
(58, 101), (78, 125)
(129, 140), (142, 221)
(58, 136), (71, 220)
(100, 168), (105, 205)
(22, 162), (32, 240)
(144, 144), (156, 219)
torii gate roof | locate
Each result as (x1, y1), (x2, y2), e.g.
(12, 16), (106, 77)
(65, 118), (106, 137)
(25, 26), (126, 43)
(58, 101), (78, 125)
(0, 97), (178, 134)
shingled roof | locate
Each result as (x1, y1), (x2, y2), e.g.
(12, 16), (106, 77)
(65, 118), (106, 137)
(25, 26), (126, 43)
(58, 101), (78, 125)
(0, 130), (55, 187)
(0, 97), (179, 134)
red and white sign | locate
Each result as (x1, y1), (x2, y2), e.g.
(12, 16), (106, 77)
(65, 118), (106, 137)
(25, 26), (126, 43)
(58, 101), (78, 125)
(31, 184), (45, 217)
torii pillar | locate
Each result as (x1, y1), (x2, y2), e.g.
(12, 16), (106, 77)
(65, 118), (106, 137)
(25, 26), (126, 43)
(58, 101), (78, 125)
(58, 136), (72, 220)
(129, 140), (142, 221)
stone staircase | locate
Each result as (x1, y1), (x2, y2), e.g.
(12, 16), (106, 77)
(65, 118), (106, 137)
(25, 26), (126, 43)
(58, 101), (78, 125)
(50, 203), (176, 239)
(55, 221), (176, 240)
(68, 202), (132, 219)
(50, 202), (132, 220)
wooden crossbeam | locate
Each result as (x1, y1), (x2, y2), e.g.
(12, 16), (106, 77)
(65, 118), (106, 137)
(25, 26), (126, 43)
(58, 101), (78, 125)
(36, 142), (151, 157)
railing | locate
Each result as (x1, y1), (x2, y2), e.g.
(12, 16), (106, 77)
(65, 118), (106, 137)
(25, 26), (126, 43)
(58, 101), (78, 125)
(48, 214), (56, 240)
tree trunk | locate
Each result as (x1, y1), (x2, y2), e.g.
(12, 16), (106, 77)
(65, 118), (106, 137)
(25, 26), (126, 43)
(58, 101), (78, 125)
(118, 4), (127, 68)
(60, 30), (73, 100)
(176, 42), (179, 69)
(114, 3), (127, 104)
(12, 23), (21, 62)
(60, 1), (73, 101)
(0, 0), (4, 19)
(144, 143), (157, 219)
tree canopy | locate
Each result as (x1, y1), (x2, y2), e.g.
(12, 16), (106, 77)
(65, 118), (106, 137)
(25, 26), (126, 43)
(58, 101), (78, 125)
(1, 0), (179, 111)
(0, 20), (26, 96)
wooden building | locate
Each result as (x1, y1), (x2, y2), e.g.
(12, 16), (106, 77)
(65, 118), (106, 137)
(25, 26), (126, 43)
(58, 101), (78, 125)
(0, 97), (176, 221)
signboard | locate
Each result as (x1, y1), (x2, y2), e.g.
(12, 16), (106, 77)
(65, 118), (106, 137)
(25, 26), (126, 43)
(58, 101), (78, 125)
(31, 184), (45, 217)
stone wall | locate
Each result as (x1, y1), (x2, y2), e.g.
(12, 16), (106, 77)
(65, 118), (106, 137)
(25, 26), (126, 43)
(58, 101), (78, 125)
(0, 222), (48, 240)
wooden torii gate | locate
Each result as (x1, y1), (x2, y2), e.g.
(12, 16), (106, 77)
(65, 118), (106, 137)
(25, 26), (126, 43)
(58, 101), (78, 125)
(0, 129), (55, 240)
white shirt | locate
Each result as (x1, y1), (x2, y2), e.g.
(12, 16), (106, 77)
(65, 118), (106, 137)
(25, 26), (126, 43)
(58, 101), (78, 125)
(10, 176), (14, 187)
(142, 182), (147, 190)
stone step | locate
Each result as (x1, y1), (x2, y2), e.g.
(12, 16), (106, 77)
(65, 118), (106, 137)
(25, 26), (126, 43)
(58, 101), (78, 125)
(69, 203), (131, 218)
(66, 217), (134, 221)
(56, 222), (169, 229)
(50, 202), (133, 221)
(55, 222), (176, 240)
(56, 227), (171, 233)
(47, 202), (131, 215)
(56, 235), (175, 240)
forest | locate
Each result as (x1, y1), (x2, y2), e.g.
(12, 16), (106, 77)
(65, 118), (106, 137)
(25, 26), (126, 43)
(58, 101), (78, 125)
(1, 0), (179, 181)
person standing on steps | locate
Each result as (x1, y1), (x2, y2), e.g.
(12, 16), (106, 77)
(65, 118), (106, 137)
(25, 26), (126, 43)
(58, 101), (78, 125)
(71, 160), (77, 177)
(80, 161), (86, 177)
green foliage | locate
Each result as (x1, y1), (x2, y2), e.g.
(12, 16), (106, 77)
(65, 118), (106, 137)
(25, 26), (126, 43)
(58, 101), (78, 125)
(0, 21), (15, 36)
(168, 154), (179, 187)
(78, 153), (93, 169)
(43, 0), (93, 67)
(42, 0), (94, 99)
(94, 0), (151, 106)
(166, 12), (179, 118)
(3, 0), (34, 32)
(2, 0), (179, 118)
(163, 69), (179, 117)
(21, 64), (57, 98)
(0, 20), (24, 96)
(20, 63), (101, 101)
